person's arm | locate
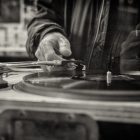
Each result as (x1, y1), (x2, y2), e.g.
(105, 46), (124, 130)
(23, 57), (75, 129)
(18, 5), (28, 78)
(26, 0), (71, 60)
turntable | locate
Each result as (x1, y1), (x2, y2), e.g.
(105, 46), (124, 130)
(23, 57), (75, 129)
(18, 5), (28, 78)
(0, 61), (140, 140)
(14, 70), (140, 101)
(1, 60), (140, 101)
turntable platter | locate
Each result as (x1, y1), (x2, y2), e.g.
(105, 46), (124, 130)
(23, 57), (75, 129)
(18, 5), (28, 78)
(14, 71), (140, 101)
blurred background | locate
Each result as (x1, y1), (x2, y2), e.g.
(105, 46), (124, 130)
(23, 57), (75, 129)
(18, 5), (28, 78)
(0, 0), (35, 61)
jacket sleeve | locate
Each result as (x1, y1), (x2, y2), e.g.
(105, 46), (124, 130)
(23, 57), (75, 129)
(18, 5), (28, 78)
(26, 0), (66, 59)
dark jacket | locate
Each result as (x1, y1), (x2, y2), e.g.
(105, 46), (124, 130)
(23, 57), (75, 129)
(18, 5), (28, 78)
(26, 0), (111, 73)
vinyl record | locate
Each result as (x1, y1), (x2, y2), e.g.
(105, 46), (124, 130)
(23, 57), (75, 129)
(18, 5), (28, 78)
(14, 70), (140, 101)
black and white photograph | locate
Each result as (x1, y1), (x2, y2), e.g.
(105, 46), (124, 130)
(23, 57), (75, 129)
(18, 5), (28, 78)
(0, 0), (140, 140)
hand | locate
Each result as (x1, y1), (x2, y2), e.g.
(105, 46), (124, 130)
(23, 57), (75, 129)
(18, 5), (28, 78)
(35, 32), (72, 71)
(120, 27), (140, 73)
(121, 31), (140, 59)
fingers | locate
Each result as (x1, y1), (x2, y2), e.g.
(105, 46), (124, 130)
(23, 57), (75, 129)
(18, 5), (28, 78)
(35, 40), (63, 72)
(58, 37), (72, 57)
(36, 38), (54, 59)
(35, 38), (63, 61)
(120, 25), (140, 72)
(121, 29), (140, 58)
(35, 49), (48, 71)
(35, 45), (45, 61)
(35, 33), (72, 72)
(121, 41), (140, 59)
(36, 33), (72, 59)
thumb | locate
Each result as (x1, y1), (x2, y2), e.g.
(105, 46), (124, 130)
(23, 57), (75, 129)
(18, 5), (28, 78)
(58, 37), (72, 57)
